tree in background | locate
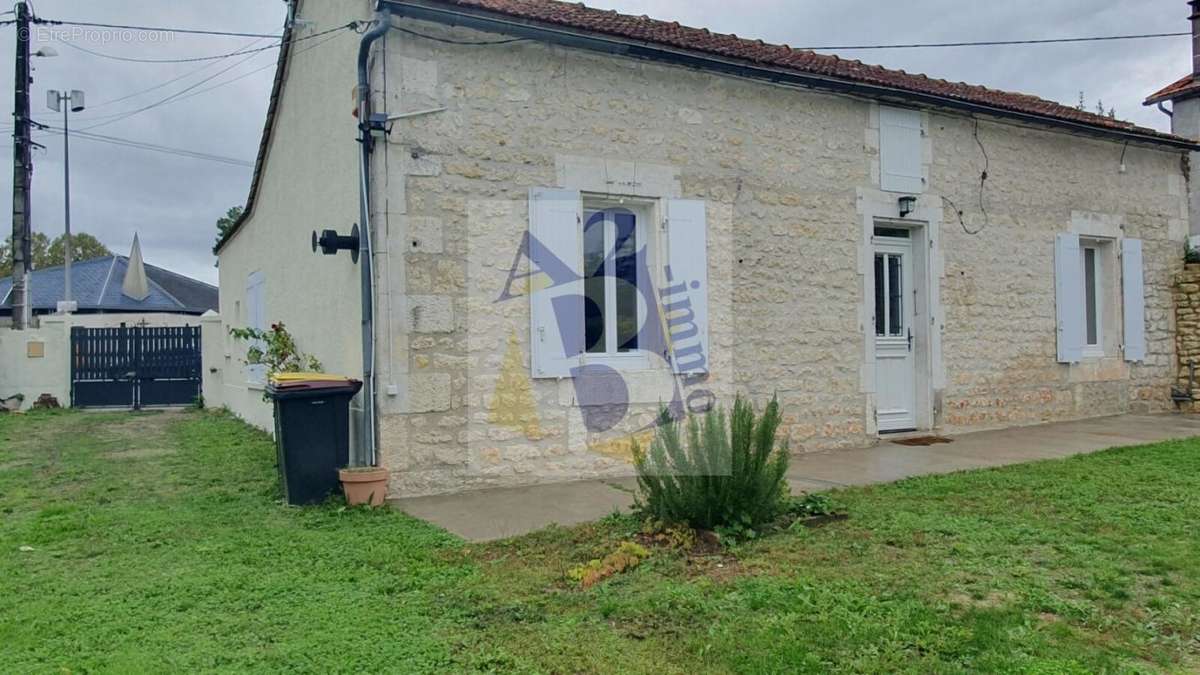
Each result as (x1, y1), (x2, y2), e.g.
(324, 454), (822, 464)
(214, 206), (244, 252)
(1, 232), (113, 277)
(1, 233), (49, 278)
(46, 233), (111, 268)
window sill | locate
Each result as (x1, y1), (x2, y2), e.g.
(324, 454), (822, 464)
(556, 362), (678, 406)
(579, 354), (652, 372)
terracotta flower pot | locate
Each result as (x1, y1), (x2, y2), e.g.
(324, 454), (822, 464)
(338, 467), (389, 507)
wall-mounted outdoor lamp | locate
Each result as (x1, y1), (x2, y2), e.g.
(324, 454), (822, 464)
(898, 195), (917, 218)
(312, 224), (360, 263)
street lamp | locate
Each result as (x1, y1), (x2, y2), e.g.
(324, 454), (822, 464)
(47, 89), (84, 311)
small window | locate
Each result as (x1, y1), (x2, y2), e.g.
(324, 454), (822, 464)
(1077, 238), (1112, 358)
(582, 203), (648, 359)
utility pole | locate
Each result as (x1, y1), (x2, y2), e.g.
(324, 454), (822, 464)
(10, 1), (32, 329)
(48, 89), (83, 311)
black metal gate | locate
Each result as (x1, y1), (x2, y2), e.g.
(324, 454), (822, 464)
(71, 325), (202, 408)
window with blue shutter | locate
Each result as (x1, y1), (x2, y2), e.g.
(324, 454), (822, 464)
(526, 190), (711, 378)
(1054, 233), (1084, 363)
(1121, 238), (1146, 362)
(528, 188), (584, 378)
(665, 199), (709, 375)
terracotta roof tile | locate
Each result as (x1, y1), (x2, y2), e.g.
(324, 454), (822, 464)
(434, 0), (1185, 142)
(1145, 73), (1200, 105)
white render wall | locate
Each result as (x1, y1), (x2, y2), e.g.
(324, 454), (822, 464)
(369, 18), (1188, 497)
(0, 315), (71, 409)
(211, 0), (372, 433)
(2, 312), (206, 411)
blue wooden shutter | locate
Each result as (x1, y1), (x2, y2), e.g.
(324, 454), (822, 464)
(880, 107), (923, 194)
(665, 199), (709, 375)
(528, 188), (583, 378)
(1054, 233), (1084, 363)
(1121, 238), (1146, 362)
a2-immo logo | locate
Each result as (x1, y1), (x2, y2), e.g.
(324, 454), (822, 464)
(496, 205), (714, 433)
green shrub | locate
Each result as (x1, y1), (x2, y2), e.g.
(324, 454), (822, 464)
(632, 395), (790, 530)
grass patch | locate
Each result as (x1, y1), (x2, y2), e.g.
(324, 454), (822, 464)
(1, 409), (1199, 672)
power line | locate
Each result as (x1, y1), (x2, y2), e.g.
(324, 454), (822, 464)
(50, 21), (356, 64)
(40, 126), (253, 167)
(54, 35), (276, 64)
(33, 18), (280, 39)
(75, 26), (353, 131)
(71, 47), (268, 131)
(166, 30), (352, 106)
(799, 31), (1189, 51)
(84, 38), (270, 109)
(0, 28), (348, 133)
(390, 24), (525, 46)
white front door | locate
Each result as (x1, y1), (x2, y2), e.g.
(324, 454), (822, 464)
(874, 232), (916, 432)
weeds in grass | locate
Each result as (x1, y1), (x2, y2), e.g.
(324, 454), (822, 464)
(568, 541), (651, 589)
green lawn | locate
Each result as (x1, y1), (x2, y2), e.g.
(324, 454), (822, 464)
(1, 409), (1198, 673)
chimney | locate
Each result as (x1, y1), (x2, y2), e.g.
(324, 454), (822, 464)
(1192, 0), (1200, 74)
(121, 233), (150, 301)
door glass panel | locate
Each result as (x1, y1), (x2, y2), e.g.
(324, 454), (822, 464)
(1083, 247), (1098, 346)
(613, 212), (639, 352)
(583, 211), (606, 353)
(874, 226), (910, 238)
(888, 254), (903, 336)
(874, 254), (885, 336)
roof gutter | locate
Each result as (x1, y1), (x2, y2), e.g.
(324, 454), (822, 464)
(384, 0), (1199, 152)
(355, 6), (391, 468)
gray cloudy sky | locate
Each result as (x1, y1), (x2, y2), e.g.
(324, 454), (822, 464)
(0, 0), (1191, 285)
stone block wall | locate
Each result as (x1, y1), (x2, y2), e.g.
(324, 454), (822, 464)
(1174, 263), (1200, 401)
(360, 16), (1189, 497)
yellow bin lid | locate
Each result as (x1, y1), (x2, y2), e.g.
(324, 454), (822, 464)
(269, 372), (353, 384)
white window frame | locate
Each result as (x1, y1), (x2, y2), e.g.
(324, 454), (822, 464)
(1081, 243), (1103, 357)
(580, 195), (660, 372)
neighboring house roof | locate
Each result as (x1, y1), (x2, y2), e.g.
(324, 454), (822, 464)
(215, 0), (1195, 253)
(0, 255), (218, 315)
(1145, 73), (1200, 106)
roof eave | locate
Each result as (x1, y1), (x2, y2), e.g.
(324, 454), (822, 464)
(385, 0), (1199, 151)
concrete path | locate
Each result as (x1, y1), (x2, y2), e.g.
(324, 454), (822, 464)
(392, 413), (1200, 541)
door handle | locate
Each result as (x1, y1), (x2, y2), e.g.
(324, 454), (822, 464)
(907, 328), (913, 352)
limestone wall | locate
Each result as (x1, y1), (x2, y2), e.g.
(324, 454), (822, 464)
(360, 18), (1189, 497)
(1174, 263), (1200, 398)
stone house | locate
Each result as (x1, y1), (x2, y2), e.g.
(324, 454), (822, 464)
(205, 0), (1198, 498)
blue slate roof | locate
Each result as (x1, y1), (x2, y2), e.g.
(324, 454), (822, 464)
(0, 256), (217, 315)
